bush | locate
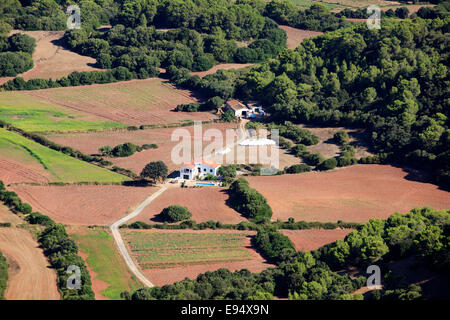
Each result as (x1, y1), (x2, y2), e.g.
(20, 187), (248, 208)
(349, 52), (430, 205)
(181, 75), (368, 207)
(159, 205), (192, 223)
(333, 130), (349, 145)
(304, 152), (325, 166)
(317, 158), (338, 171)
(254, 229), (295, 263)
(285, 164), (311, 174)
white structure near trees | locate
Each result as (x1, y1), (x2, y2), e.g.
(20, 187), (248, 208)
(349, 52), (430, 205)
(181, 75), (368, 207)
(180, 159), (221, 180)
(224, 99), (265, 118)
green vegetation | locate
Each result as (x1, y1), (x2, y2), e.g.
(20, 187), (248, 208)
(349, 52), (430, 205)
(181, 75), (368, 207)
(140, 160), (168, 183)
(69, 229), (142, 300)
(254, 228), (295, 262)
(316, 157), (337, 171)
(0, 92), (126, 132)
(125, 231), (252, 269)
(228, 178), (272, 222)
(159, 205), (192, 223)
(333, 130), (349, 145)
(0, 128), (129, 183)
(0, 251), (8, 300)
(284, 163), (311, 174)
(0, 33), (34, 76)
(0, 180), (33, 215)
(99, 142), (157, 158)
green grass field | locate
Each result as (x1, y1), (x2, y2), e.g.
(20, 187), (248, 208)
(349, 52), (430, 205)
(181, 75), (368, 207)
(0, 128), (129, 183)
(0, 91), (126, 133)
(70, 228), (142, 300)
(125, 231), (252, 269)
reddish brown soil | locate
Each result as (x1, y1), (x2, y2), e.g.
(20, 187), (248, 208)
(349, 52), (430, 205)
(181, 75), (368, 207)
(279, 25), (323, 49)
(0, 30), (100, 85)
(44, 122), (239, 173)
(0, 206), (59, 300)
(131, 186), (245, 224)
(0, 157), (52, 185)
(10, 185), (159, 225)
(247, 164), (450, 223)
(24, 78), (216, 126)
(191, 63), (254, 78)
(126, 229), (273, 286)
(280, 228), (353, 252)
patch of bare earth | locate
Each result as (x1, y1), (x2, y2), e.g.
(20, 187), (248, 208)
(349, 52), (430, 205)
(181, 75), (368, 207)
(0, 205), (59, 300)
(247, 164), (450, 223)
(0, 30), (101, 85)
(77, 250), (110, 300)
(279, 25), (323, 50)
(191, 63), (254, 78)
(44, 122), (240, 173)
(24, 78), (216, 126)
(131, 186), (245, 224)
(280, 228), (353, 252)
(298, 124), (373, 159)
(0, 157), (52, 185)
(10, 185), (159, 225)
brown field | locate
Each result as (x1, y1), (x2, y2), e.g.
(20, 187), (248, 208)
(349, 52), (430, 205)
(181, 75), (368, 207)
(280, 228), (353, 252)
(23, 78), (217, 126)
(279, 25), (323, 49)
(0, 30), (101, 85)
(0, 157), (52, 185)
(10, 185), (159, 225)
(123, 229), (273, 287)
(326, 0), (401, 9)
(298, 124), (373, 159)
(0, 205), (59, 300)
(247, 164), (450, 223)
(131, 186), (245, 224)
(45, 122), (240, 173)
(191, 63), (254, 78)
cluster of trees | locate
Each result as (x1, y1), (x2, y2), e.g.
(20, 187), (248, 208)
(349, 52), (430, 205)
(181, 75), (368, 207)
(0, 251), (7, 300)
(159, 205), (192, 223)
(416, 1), (450, 19)
(269, 122), (319, 146)
(264, 1), (351, 32)
(0, 180), (94, 299)
(0, 33), (35, 76)
(0, 0), (114, 32)
(127, 207), (448, 300)
(175, 96), (224, 112)
(99, 142), (157, 158)
(238, 18), (450, 187)
(228, 178), (272, 222)
(1, 67), (145, 91)
(335, 7), (411, 20)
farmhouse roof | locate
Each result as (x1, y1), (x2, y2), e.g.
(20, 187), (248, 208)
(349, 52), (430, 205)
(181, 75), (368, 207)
(182, 159), (221, 169)
(226, 99), (247, 111)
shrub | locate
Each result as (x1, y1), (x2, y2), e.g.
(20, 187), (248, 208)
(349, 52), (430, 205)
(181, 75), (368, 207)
(333, 130), (349, 145)
(317, 158), (338, 171)
(159, 205), (192, 223)
(304, 152), (325, 166)
(285, 164), (311, 174)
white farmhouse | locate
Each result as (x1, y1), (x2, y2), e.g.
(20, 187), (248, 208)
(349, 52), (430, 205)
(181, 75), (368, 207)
(180, 159), (221, 180)
(224, 99), (265, 119)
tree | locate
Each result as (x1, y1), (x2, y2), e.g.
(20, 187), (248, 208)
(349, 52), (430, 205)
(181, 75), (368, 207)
(317, 158), (337, 171)
(159, 205), (192, 222)
(140, 160), (168, 182)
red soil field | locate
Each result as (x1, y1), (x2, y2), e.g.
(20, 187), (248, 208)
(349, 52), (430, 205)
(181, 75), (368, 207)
(125, 229), (273, 287)
(0, 205), (59, 300)
(280, 228), (353, 252)
(191, 63), (254, 78)
(24, 78), (216, 126)
(10, 185), (159, 225)
(77, 251), (110, 300)
(45, 122), (240, 173)
(131, 186), (245, 224)
(0, 30), (101, 86)
(247, 164), (450, 223)
(279, 25), (323, 49)
(0, 157), (52, 185)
